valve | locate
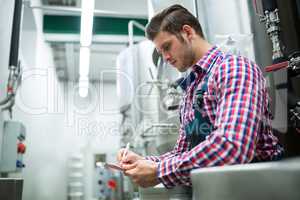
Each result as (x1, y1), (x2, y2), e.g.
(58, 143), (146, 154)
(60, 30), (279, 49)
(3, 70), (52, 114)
(289, 102), (300, 133)
(17, 142), (26, 154)
(16, 160), (25, 168)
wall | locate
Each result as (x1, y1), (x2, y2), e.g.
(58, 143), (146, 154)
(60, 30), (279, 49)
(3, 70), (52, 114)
(15, 79), (121, 200)
(14, 1), (68, 199)
(196, 0), (255, 61)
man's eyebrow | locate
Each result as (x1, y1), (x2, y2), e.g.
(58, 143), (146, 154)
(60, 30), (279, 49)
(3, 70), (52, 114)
(156, 41), (170, 54)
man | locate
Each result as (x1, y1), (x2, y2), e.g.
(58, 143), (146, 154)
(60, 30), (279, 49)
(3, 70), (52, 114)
(117, 4), (283, 188)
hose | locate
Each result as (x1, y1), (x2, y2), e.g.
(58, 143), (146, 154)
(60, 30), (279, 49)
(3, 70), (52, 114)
(0, 94), (14, 106)
(1, 96), (15, 112)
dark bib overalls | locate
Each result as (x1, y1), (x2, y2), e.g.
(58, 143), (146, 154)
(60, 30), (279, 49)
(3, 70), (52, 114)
(184, 56), (219, 150)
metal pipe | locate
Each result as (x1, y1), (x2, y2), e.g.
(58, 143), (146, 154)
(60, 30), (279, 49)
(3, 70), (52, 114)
(128, 20), (146, 47)
(193, 0), (199, 19)
(197, 0), (211, 40)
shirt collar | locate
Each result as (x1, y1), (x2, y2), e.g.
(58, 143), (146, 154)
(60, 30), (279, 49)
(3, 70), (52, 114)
(192, 45), (221, 73)
(177, 45), (221, 91)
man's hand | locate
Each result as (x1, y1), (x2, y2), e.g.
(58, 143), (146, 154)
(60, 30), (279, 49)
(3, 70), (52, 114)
(122, 159), (160, 188)
(117, 149), (143, 165)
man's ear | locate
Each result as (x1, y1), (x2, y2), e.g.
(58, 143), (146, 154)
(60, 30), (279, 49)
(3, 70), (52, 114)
(182, 25), (194, 40)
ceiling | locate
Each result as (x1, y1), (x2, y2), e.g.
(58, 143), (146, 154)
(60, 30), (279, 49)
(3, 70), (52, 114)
(41, 0), (148, 83)
(51, 42), (127, 82)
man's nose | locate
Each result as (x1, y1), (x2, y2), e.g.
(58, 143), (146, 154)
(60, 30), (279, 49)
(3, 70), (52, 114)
(162, 52), (171, 62)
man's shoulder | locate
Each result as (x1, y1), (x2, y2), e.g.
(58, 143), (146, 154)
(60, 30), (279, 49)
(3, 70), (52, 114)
(215, 52), (260, 72)
(209, 52), (263, 85)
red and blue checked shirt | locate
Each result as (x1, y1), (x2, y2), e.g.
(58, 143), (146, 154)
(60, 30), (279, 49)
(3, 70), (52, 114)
(146, 45), (284, 188)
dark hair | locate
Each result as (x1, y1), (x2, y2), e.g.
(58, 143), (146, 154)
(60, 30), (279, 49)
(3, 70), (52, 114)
(146, 4), (204, 41)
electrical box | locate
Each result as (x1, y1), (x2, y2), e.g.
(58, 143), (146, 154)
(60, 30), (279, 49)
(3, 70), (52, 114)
(94, 154), (108, 199)
(0, 113), (4, 164)
(93, 154), (120, 200)
(0, 121), (26, 173)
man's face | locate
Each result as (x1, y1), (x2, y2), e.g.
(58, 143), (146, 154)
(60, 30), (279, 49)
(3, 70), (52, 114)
(153, 31), (195, 72)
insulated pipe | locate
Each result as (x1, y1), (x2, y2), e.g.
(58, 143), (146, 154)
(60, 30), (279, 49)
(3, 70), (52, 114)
(9, 0), (22, 68)
(258, 0), (284, 63)
(0, 0), (22, 106)
(262, 0), (278, 11)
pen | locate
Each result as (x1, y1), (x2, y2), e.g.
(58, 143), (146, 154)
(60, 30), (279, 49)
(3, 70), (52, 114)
(121, 142), (130, 163)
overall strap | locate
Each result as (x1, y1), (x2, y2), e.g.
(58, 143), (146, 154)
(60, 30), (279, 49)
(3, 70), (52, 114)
(185, 51), (223, 149)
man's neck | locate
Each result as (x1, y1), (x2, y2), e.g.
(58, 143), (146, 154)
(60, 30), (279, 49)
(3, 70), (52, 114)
(192, 38), (213, 66)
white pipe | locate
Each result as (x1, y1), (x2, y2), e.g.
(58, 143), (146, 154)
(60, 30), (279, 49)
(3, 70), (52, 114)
(80, 0), (94, 47)
(127, 20), (146, 127)
(79, 47), (90, 77)
(147, 0), (155, 21)
(128, 20), (146, 48)
(193, 0), (199, 19)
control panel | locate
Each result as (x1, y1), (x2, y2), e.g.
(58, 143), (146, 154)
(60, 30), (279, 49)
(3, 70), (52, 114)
(94, 154), (120, 200)
(0, 121), (26, 172)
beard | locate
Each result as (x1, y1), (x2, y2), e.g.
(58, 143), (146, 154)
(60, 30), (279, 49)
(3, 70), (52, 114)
(177, 40), (195, 72)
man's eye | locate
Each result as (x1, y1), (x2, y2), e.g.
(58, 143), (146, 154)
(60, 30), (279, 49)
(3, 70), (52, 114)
(164, 44), (170, 51)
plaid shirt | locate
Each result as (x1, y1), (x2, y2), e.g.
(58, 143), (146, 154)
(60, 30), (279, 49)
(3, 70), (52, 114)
(146, 46), (283, 188)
